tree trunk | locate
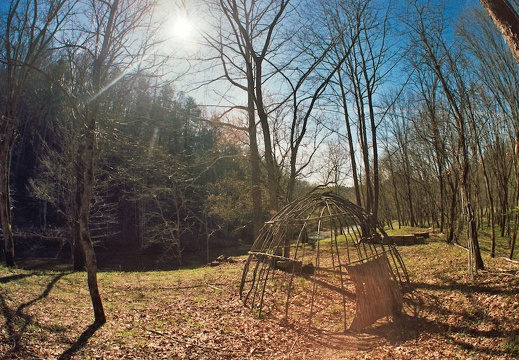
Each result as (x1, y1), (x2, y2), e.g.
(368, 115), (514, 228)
(489, 187), (497, 258)
(480, 0), (519, 63)
(438, 165), (445, 233)
(76, 105), (105, 324)
(402, 143), (416, 227)
(73, 151), (86, 271)
(247, 63), (263, 239)
(465, 197), (485, 279)
(0, 116), (15, 267)
(512, 130), (519, 259)
(255, 61), (278, 214)
(72, 219), (86, 271)
(459, 122), (485, 274)
(80, 205), (105, 325)
(73, 0), (120, 325)
(353, 76), (373, 214)
(446, 176), (458, 244)
(387, 151), (402, 228)
(431, 42), (484, 273)
(510, 213), (517, 259)
(426, 88), (445, 233)
(364, 69), (379, 222)
(287, 155), (297, 203)
(470, 111), (496, 257)
(338, 71), (362, 207)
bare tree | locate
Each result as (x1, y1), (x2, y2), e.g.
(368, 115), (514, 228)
(198, 0), (289, 236)
(326, 0), (396, 220)
(280, 37), (360, 201)
(467, 4), (519, 258)
(316, 140), (349, 193)
(412, 72), (449, 234)
(384, 94), (417, 227)
(407, 1), (484, 278)
(201, 0), (354, 237)
(206, 0), (292, 215)
(66, 0), (157, 325)
(74, 0), (123, 325)
(0, 0), (74, 266)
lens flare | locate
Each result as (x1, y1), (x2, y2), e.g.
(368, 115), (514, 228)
(171, 13), (194, 41)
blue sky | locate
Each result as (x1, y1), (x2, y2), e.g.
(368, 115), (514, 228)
(445, 0), (480, 18)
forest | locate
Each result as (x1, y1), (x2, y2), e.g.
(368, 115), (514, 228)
(2, 0), (519, 270)
(1, 0), (519, 358)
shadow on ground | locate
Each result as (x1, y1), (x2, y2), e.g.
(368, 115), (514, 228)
(58, 322), (104, 360)
(0, 272), (66, 358)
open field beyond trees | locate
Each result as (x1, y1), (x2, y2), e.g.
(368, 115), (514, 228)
(1, 232), (519, 359)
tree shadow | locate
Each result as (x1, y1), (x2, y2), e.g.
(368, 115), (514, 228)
(0, 272), (67, 356)
(1, 270), (104, 359)
(413, 278), (519, 297)
(288, 276), (519, 359)
(0, 273), (33, 284)
(362, 283), (517, 358)
(58, 322), (104, 360)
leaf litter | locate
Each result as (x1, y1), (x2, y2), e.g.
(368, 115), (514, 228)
(0, 240), (518, 359)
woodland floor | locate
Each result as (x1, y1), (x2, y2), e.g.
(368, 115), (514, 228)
(1, 235), (519, 359)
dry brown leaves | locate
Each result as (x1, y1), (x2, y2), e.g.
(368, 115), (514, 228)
(0, 242), (518, 359)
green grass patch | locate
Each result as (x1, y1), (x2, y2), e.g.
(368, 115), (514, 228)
(502, 333), (519, 356)
(477, 227), (519, 261)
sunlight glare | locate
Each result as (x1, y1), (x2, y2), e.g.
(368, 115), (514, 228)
(171, 13), (195, 41)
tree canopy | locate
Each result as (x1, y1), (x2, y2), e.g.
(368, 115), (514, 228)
(1, 0), (518, 277)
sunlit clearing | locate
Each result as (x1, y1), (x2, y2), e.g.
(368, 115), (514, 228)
(171, 13), (195, 41)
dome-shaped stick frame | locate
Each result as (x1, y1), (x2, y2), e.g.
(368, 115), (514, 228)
(239, 192), (409, 331)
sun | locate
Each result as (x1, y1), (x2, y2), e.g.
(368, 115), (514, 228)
(171, 13), (195, 41)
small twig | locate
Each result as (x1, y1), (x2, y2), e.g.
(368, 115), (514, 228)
(288, 333), (300, 359)
(146, 329), (165, 336)
(207, 284), (223, 292)
(453, 243), (469, 252)
(499, 257), (519, 264)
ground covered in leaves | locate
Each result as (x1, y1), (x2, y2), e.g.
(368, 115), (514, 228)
(1, 238), (518, 359)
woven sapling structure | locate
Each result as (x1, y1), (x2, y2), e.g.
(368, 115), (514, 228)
(240, 192), (409, 331)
